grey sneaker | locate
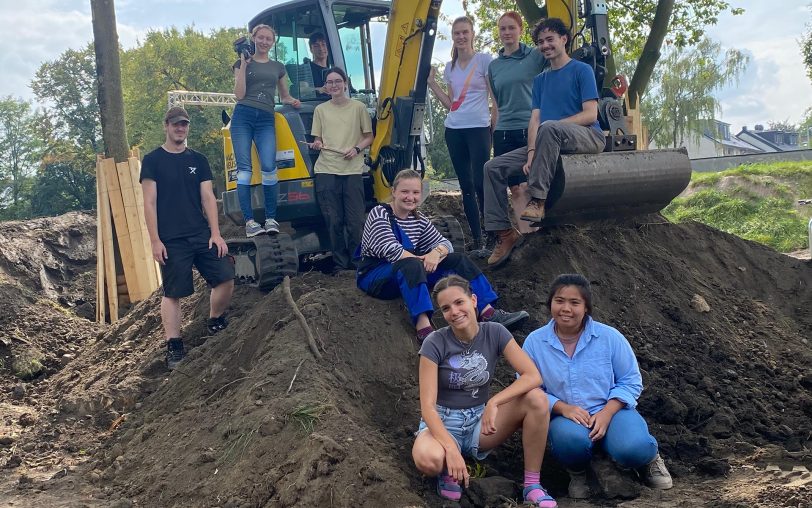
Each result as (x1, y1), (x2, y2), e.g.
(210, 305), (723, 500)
(566, 469), (589, 499)
(165, 339), (185, 370)
(245, 219), (265, 237)
(483, 308), (529, 330)
(644, 454), (673, 490)
(264, 218), (280, 234)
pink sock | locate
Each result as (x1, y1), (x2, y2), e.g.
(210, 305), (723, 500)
(524, 470), (540, 487)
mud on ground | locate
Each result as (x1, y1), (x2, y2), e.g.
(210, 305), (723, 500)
(0, 201), (810, 507)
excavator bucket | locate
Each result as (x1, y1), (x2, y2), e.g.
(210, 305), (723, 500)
(542, 148), (691, 225)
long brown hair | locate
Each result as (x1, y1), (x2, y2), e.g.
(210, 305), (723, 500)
(450, 16), (475, 70)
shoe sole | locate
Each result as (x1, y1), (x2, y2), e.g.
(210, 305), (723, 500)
(487, 234), (525, 268)
(265, 229), (279, 235)
(246, 230), (265, 238)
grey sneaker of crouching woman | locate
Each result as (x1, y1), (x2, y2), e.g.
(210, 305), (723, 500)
(245, 219), (265, 237)
(644, 454), (673, 489)
(263, 218), (280, 234)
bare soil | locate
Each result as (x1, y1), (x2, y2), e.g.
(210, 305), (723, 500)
(0, 200), (810, 508)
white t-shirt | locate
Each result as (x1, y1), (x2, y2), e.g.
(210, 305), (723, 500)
(442, 52), (493, 129)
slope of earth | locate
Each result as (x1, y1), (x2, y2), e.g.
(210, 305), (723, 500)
(0, 204), (810, 507)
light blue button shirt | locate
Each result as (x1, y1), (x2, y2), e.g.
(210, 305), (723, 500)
(522, 317), (643, 415)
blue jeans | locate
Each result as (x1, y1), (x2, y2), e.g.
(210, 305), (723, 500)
(548, 408), (658, 469)
(230, 103), (278, 221)
(416, 403), (491, 460)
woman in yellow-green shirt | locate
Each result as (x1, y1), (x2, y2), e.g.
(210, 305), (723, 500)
(309, 67), (373, 272)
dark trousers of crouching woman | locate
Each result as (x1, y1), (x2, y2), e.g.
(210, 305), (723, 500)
(357, 253), (498, 323)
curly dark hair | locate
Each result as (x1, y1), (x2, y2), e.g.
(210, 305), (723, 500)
(531, 17), (572, 46)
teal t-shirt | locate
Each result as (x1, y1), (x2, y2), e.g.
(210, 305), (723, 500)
(488, 43), (546, 130)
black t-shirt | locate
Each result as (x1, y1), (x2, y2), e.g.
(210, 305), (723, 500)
(139, 147), (212, 242)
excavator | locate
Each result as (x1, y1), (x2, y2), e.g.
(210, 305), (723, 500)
(220, 0), (691, 289)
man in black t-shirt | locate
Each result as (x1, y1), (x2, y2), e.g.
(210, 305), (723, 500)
(140, 106), (235, 369)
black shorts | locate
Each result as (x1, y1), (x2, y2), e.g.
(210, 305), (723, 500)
(160, 231), (235, 298)
(493, 129), (529, 188)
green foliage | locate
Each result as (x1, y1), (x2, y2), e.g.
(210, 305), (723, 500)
(120, 26), (245, 191)
(288, 403), (331, 434)
(426, 71), (455, 180)
(802, 11), (812, 85)
(663, 162), (812, 252)
(12, 350), (44, 380)
(643, 38), (748, 148)
(0, 97), (40, 219)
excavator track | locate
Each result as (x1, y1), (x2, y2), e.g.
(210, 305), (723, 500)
(431, 216), (466, 253)
(227, 233), (299, 291)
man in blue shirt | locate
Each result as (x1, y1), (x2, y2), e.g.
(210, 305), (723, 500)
(483, 18), (606, 267)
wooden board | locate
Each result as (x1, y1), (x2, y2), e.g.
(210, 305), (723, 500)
(117, 160), (153, 300)
(102, 158), (142, 302)
(128, 156), (161, 290)
(95, 155), (106, 323)
(98, 157), (119, 322)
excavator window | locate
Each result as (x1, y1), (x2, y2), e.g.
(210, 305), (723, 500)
(330, 3), (388, 97)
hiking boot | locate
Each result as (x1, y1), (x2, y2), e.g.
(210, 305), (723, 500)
(469, 236), (491, 259)
(264, 218), (280, 234)
(566, 469), (590, 499)
(207, 315), (228, 335)
(521, 199), (546, 223)
(165, 339), (185, 370)
(245, 219), (265, 237)
(482, 308), (529, 330)
(487, 228), (524, 267)
(643, 454), (673, 490)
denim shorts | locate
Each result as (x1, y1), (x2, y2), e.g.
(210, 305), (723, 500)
(416, 403), (491, 460)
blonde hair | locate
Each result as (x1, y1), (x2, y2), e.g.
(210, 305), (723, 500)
(450, 16), (475, 70)
(251, 24), (275, 39)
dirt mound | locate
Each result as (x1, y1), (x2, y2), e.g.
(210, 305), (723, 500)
(2, 204), (811, 507)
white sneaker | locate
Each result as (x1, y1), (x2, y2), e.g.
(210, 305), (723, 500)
(245, 219), (264, 237)
(644, 454), (673, 490)
(566, 469), (590, 499)
(264, 218), (280, 234)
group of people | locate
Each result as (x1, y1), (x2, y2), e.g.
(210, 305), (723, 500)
(139, 14), (672, 507)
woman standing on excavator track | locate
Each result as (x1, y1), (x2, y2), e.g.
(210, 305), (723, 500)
(412, 274), (557, 507)
(231, 24), (301, 238)
(427, 16), (494, 258)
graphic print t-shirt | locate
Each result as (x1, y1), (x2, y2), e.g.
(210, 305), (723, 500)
(419, 322), (512, 408)
(442, 52), (493, 129)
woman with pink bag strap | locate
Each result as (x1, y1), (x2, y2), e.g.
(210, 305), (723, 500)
(428, 16), (495, 258)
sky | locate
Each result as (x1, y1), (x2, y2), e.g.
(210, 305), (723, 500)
(1, 0), (810, 132)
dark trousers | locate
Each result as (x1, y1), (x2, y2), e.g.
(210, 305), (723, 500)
(315, 173), (365, 270)
(356, 253), (498, 324)
(493, 128), (529, 187)
(444, 126), (492, 241)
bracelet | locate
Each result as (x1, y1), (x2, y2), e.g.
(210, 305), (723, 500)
(527, 148), (536, 153)
(353, 146), (362, 154)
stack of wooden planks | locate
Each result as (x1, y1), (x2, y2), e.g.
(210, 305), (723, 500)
(96, 149), (161, 322)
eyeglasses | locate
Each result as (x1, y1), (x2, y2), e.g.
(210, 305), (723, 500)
(171, 120), (190, 126)
(325, 79), (344, 86)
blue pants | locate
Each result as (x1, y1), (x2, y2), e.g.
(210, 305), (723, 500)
(548, 408), (658, 469)
(230, 103), (278, 221)
(357, 254), (497, 324)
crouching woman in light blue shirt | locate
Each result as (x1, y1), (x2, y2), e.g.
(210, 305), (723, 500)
(522, 274), (673, 499)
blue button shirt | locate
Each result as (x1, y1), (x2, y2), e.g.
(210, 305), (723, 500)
(522, 317), (642, 415)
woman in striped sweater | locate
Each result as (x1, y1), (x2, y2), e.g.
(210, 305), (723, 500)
(356, 169), (528, 341)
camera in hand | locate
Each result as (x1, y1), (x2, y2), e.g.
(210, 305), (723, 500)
(233, 36), (255, 59)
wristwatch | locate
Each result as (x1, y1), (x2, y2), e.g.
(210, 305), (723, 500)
(353, 146), (362, 154)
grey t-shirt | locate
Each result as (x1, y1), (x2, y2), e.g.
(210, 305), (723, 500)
(234, 59), (287, 113)
(419, 322), (512, 409)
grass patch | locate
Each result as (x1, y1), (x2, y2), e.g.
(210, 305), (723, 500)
(288, 403), (332, 434)
(12, 352), (44, 380)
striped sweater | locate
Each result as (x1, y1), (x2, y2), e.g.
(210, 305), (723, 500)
(360, 205), (454, 263)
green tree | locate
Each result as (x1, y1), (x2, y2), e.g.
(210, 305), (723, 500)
(802, 11), (812, 84)
(31, 44), (102, 154)
(120, 26), (244, 189)
(643, 38), (748, 148)
(0, 97), (40, 218)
